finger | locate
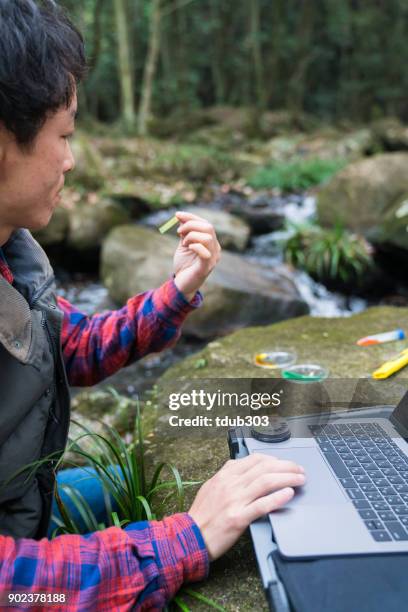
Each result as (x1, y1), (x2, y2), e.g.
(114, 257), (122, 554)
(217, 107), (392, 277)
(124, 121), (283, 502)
(183, 231), (213, 247)
(243, 457), (305, 485)
(221, 454), (304, 478)
(176, 211), (210, 224)
(245, 472), (305, 502)
(220, 453), (275, 476)
(244, 487), (295, 523)
(187, 242), (212, 259)
(178, 220), (215, 236)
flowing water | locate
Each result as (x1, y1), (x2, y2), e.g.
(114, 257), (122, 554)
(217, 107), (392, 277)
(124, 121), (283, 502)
(55, 191), (368, 397)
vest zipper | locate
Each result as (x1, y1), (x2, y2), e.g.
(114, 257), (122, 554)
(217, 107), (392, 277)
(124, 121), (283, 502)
(41, 312), (60, 427)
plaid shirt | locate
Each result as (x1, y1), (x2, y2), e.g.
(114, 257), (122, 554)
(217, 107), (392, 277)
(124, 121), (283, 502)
(0, 251), (209, 610)
(0, 515), (208, 611)
(58, 278), (202, 386)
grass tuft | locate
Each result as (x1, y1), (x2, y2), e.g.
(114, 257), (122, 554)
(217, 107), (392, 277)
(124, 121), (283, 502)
(284, 222), (373, 283)
(247, 157), (347, 191)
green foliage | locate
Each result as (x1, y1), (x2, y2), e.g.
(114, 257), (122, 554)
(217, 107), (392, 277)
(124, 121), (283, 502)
(50, 390), (201, 536)
(247, 158), (347, 191)
(193, 357), (208, 369)
(284, 223), (373, 283)
(168, 588), (226, 611)
(7, 387), (225, 609)
(61, 0), (408, 127)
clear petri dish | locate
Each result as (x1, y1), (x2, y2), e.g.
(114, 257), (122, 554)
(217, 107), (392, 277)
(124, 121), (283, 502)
(253, 350), (297, 370)
(281, 364), (329, 383)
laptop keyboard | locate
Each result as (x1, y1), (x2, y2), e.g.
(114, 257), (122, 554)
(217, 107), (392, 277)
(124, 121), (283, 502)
(309, 422), (408, 543)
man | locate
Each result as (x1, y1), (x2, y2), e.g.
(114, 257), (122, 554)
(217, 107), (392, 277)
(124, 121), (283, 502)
(0, 1), (305, 609)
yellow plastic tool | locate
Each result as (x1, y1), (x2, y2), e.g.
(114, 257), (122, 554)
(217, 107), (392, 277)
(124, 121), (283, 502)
(372, 348), (408, 379)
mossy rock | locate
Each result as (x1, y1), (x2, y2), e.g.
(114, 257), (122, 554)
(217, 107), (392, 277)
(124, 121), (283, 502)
(149, 143), (245, 183)
(317, 153), (408, 244)
(70, 132), (107, 190)
(377, 192), (408, 251)
(159, 305), (408, 391)
(98, 135), (246, 184)
(105, 177), (197, 210)
(145, 306), (408, 609)
(262, 128), (373, 165)
(67, 196), (130, 250)
(371, 117), (408, 151)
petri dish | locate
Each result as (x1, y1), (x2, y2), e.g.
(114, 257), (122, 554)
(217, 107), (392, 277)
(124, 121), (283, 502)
(253, 350), (297, 370)
(281, 364), (329, 383)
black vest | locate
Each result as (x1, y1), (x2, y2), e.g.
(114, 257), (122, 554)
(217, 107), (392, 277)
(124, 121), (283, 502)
(0, 230), (70, 538)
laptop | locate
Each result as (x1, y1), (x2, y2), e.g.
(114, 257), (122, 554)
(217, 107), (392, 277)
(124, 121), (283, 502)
(243, 391), (408, 558)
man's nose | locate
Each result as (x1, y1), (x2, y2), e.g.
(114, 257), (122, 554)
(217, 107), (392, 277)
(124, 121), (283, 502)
(63, 141), (75, 173)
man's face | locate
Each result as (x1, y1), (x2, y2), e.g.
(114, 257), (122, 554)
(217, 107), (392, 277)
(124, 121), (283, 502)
(0, 92), (77, 243)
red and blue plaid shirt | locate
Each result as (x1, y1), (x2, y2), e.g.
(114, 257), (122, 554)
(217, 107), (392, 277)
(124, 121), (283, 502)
(0, 251), (209, 610)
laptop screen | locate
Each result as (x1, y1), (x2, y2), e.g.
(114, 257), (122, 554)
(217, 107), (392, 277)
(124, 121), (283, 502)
(390, 390), (408, 437)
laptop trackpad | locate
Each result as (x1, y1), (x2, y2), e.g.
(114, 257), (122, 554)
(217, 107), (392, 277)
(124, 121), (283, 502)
(257, 448), (348, 506)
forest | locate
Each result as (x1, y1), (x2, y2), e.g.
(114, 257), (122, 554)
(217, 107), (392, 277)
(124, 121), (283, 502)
(60, 0), (408, 133)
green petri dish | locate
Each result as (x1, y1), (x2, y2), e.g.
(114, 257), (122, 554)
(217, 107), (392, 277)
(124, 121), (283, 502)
(281, 364), (329, 383)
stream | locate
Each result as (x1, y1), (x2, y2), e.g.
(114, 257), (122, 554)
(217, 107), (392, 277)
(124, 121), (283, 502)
(55, 190), (369, 398)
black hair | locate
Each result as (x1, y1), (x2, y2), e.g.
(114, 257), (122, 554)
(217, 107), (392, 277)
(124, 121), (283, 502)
(0, 0), (86, 147)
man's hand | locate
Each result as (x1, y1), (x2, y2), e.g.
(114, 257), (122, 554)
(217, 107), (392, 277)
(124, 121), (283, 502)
(189, 453), (305, 561)
(173, 211), (221, 302)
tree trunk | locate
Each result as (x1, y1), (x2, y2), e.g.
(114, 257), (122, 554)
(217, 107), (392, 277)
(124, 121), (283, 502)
(209, 0), (225, 104)
(138, 0), (161, 136)
(286, 0), (315, 118)
(249, 0), (266, 109)
(264, 0), (286, 108)
(113, 0), (135, 130)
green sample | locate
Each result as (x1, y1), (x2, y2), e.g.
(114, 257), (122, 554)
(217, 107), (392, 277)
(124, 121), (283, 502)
(282, 364), (329, 382)
(158, 215), (179, 234)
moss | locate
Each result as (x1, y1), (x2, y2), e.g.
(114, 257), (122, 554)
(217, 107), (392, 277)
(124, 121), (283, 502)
(247, 157), (347, 191)
(145, 306), (408, 608)
(159, 307), (408, 386)
(152, 143), (244, 182)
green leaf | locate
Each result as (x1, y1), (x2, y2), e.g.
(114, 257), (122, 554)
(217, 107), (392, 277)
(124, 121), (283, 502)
(181, 587), (226, 611)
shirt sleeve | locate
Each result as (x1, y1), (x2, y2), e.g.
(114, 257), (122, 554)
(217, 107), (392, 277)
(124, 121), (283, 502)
(58, 278), (202, 387)
(0, 513), (209, 611)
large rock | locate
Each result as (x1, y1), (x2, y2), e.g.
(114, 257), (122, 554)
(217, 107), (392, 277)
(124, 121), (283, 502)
(97, 135), (246, 184)
(101, 225), (308, 339)
(34, 195), (130, 252)
(263, 128), (373, 163)
(60, 306), (408, 609)
(372, 118), (408, 151)
(66, 196), (129, 251)
(156, 305), (408, 421)
(378, 192), (408, 250)
(140, 305), (408, 609)
(105, 177), (197, 211)
(70, 132), (107, 190)
(317, 153), (408, 244)
(225, 193), (286, 234)
(297, 128), (373, 160)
